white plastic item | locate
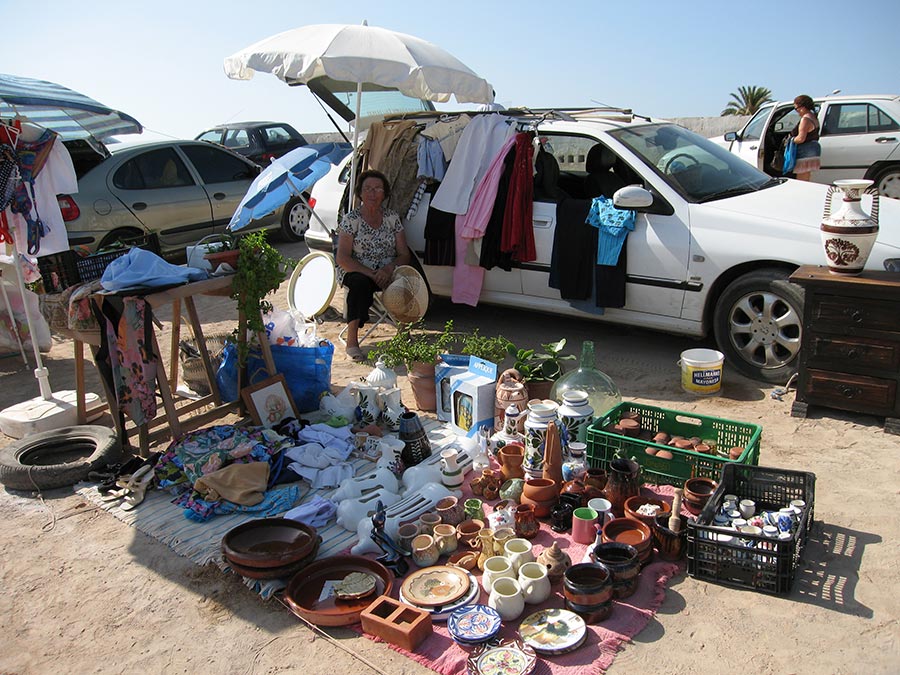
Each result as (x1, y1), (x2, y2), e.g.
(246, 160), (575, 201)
(350, 482), (452, 555)
(331, 467), (399, 501)
(0, 390), (102, 438)
(336, 488), (401, 532)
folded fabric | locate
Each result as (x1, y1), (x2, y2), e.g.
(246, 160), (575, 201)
(283, 495), (338, 529)
(287, 461), (354, 490)
(193, 462), (269, 506)
(296, 424), (354, 459)
(100, 247), (208, 291)
(214, 484), (301, 519)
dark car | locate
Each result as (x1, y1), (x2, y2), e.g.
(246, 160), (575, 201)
(195, 121), (308, 165)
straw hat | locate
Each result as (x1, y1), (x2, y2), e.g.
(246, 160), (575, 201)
(381, 265), (428, 324)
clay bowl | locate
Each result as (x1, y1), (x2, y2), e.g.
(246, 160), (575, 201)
(447, 550), (478, 571)
(522, 478), (558, 503)
(284, 555), (393, 627)
(519, 494), (557, 518)
(623, 496), (672, 528)
(683, 477), (718, 515)
(222, 518), (318, 569)
(601, 517), (653, 565)
(226, 537), (321, 580)
(457, 519), (485, 547)
(653, 513), (688, 562)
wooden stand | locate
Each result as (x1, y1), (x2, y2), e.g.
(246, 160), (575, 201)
(789, 265), (900, 434)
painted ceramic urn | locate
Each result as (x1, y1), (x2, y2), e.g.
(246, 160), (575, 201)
(820, 179), (880, 275)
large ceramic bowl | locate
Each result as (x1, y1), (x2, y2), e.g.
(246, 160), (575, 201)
(226, 537), (320, 580)
(683, 477), (718, 515)
(222, 518), (318, 569)
(623, 496), (672, 527)
(284, 555), (393, 627)
(601, 517), (652, 565)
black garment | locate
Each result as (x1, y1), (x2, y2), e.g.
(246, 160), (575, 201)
(423, 202), (456, 267)
(595, 241), (627, 309)
(550, 198), (596, 300)
(342, 271), (380, 326)
(480, 144), (516, 271)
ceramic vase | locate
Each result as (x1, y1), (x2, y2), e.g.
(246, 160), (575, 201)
(436, 496), (465, 526)
(398, 411), (432, 467)
(476, 528), (497, 571)
(557, 390), (594, 446)
(514, 503), (540, 539)
(604, 457), (641, 517)
(499, 442), (526, 481)
(821, 179), (880, 275)
(439, 448), (464, 490)
(499, 478), (525, 503)
(523, 399), (558, 478)
(351, 382), (382, 426)
(489, 405), (525, 456)
(378, 387), (404, 432)
(494, 369), (529, 432)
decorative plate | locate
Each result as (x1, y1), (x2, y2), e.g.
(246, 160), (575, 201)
(518, 608), (587, 656)
(333, 572), (377, 600)
(400, 565), (470, 608)
(448, 604), (502, 644)
(399, 572), (479, 622)
(467, 639), (536, 675)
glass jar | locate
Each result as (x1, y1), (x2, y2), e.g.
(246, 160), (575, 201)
(550, 340), (621, 418)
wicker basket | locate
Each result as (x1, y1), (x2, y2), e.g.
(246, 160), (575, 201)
(179, 333), (232, 395)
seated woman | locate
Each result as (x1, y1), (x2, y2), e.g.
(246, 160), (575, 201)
(336, 170), (410, 361)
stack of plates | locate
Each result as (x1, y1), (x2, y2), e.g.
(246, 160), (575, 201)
(447, 604), (502, 646)
(518, 608), (587, 656)
(398, 565), (480, 622)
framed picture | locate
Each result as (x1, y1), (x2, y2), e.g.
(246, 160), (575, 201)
(241, 374), (299, 428)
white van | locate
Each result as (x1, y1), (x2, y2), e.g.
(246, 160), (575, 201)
(306, 107), (900, 384)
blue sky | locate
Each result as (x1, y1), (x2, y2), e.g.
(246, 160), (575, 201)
(8, 0), (900, 140)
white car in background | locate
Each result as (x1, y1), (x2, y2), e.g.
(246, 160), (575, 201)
(712, 94), (900, 197)
(306, 107), (900, 384)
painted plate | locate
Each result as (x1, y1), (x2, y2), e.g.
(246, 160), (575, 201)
(400, 565), (470, 608)
(518, 608), (587, 656)
(467, 639), (536, 675)
(399, 572), (480, 622)
(448, 604), (502, 644)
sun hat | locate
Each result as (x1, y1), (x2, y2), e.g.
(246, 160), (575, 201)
(381, 265), (428, 324)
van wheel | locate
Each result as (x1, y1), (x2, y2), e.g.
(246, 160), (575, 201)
(0, 425), (122, 491)
(712, 269), (804, 384)
(281, 197), (311, 241)
(873, 165), (900, 200)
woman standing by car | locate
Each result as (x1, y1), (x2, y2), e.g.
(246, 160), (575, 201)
(791, 94), (821, 181)
(336, 170), (410, 361)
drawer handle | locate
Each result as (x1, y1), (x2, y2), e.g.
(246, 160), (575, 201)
(849, 310), (863, 323)
(839, 385), (860, 399)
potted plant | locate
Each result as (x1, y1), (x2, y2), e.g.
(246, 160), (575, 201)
(229, 230), (295, 363)
(458, 329), (511, 366)
(507, 339), (576, 400)
(367, 320), (457, 411)
(199, 232), (241, 269)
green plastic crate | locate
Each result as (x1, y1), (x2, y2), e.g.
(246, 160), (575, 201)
(585, 401), (762, 486)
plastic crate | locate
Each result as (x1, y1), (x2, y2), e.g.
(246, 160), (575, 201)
(686, 463), (816, 595)
(585, 401), (761, 486)
(76, 232), (161, 282)
(37, 250), (80, 293)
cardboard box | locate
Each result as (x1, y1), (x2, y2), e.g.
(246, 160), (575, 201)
(449, 357), (498, 437)
(435, 354), (470, 422)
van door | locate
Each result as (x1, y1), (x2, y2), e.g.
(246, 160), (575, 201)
(731, 104), (774, 169)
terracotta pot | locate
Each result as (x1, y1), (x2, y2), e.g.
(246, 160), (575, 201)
(623, 496), (672, 528)
(499, 443), (526, 481)
(203, 248), (240, 269)
(522, 478), (557, 503)
(407, 361), (437, 412)
(526, 380), (554, 401)
(584, 468), (608, 492)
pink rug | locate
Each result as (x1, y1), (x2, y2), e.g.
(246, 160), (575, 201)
(353, 485), (688, 674)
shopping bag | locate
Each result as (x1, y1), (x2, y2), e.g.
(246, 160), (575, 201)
(247, 341), (335, 413)
(782, 138), (797, 175)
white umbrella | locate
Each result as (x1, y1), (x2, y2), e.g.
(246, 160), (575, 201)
(224, 21), (494, 203)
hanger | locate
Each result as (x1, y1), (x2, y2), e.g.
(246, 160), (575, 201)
(0, 118), (21, 149)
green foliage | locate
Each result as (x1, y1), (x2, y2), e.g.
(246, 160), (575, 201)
(459, 329), (511, 365)
(229, 230), (294, 363)
(367, 320), (456, 369)
(506, 338), (575, 382)
(721, 85), (774, 116)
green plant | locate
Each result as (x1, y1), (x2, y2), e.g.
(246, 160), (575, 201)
(367, 320), (457, 369)
(459, 329), (511, 365)
(506, 338), (575, 382)
(229, 230), (294, 363)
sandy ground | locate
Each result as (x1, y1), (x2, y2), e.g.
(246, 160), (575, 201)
(1, 239), (898, 675)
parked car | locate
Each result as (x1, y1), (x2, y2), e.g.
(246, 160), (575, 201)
(57, 139), (305, 255)
(195, 121), (308, 165)
(306, 106), (900, 384)
(710, 94), (900, 198)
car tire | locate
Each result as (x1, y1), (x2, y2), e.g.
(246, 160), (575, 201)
(0, 425), (122, 491)
(873, 165), (900, 200)
(712, 268), (804, 384)
(281, 197), (311, 241)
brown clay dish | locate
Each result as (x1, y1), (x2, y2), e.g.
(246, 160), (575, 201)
(226, 537), (320, 580)
(222, 518), (318, 568)
(601, 517), (652, 564)
(683, 477), (718, 515)
(623, 496), (672, 527)
(284, 555), (393, 627)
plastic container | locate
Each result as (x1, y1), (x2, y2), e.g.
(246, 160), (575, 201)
(37, 250), (80, 293)
(76, 232), (161, 282)
(687, 463), (815, 595)
(679, 348), (724, 395)
(585, 402), (761, 486)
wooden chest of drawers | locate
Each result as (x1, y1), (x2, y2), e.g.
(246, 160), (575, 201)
(790, 265), (900, 434)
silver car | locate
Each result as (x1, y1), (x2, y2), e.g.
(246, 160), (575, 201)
(58, 139), (295, 255)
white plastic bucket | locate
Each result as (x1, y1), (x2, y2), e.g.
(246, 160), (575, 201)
(678, 349), (724, 395)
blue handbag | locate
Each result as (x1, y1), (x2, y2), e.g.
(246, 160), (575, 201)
(782, 138), (797, 175)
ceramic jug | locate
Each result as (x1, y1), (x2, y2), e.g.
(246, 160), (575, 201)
(504, 537), (535, 573)
(518, 561), (552, 604)
(377, 387), (404, 432)
(439, 448), (464, 490)
(523, 399), (559, 478)
(351, 382), (382, 426)
(821, 179), (880, 275)
(488, 577), (525, 621)
(481, 555), (514, 592)
(489, 405), (526, 456)
(557, 390), (594, 446)
(411, 534), (440, 567)
(476, 528), (496, 571)
(604, 457), (641, 517)
(494, 369), (529, 432)
(514, 503), (540, 539)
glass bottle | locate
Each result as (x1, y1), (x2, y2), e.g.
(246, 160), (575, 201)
(550, 340), (621, 419)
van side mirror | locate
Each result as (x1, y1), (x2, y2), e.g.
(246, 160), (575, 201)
(724, 131), (737, 142)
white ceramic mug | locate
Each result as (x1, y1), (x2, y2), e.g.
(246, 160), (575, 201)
(503, 538), (535, 573)
(587, 497), (615, 527)
(518, 561), (552, 604)
(488, 577), (525, 621)
(482, 556), (515, 593)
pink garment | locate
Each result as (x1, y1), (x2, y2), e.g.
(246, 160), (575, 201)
(451, 134), (518, 306)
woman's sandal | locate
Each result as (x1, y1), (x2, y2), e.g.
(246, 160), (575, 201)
(346, 346), (365, 361)
(119, 466), (155, 511)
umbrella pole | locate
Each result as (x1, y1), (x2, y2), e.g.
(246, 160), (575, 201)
(349, 80), (363, 211)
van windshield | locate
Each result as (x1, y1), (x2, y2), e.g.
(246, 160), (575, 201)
(610, 123), (776, 202)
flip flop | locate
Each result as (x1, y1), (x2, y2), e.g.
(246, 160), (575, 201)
(120, 466), (156, 511)
(346, 346), (365, 361)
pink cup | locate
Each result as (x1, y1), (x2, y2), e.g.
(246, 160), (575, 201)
(572, 507), (599, 545)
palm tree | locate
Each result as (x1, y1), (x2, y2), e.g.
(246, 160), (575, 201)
(721, 86), (774, 116)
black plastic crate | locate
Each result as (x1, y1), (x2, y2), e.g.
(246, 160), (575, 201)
(687, 463), (816, 595)
(76, 232), (161, 282)
(38, 250), (80, 293)
(586, 401), (762, 487)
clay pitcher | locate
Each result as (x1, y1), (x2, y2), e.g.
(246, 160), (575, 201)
(541, 421), (564, 496)
(499, 442), (526, 481)
(603, 457), (641, 517)
(495, 369), (529, 432)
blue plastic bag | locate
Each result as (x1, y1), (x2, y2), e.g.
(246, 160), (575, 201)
(247, 341), (335, 413)
(782, 138), (797, 175)
(215, 342), (240, 402)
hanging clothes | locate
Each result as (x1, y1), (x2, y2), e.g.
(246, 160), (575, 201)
(587, 196), (634, 309)
(479, 146), (516, 272)
(500, 133), (536, 263)
(423, 192), (456, 266)
(416, 136), (446, 182)
(420, 113), (471, 161)
(550, 198), (596, 300)
(359, 119), (421, 217)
